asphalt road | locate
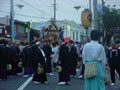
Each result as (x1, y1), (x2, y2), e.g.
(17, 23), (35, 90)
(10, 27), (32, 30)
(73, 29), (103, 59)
(0, 71), (120, 90)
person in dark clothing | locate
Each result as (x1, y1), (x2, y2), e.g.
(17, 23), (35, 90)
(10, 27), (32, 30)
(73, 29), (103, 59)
(43, 42), (53, 75)
(107, 42), (120, 86)
(15, 42), (22, 74)
(31, 42), (39, 73)
(32, 42), (47, 84)
(78, 47), (85, 79)
(58, 39), (72, 85)
(21, 42), (33, 77)
(8, 43), (17, 76)
(0, 40), (9, 80)
(7, 42), (15, 77)
(9, 43), (21, 76)
(117, 43), (120, 64)
(68, 40), (78, 77)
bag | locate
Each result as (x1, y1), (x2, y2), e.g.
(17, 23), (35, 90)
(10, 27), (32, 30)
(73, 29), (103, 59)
(84, 46), (102, 78)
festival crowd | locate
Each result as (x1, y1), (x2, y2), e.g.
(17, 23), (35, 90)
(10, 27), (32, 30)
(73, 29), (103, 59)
(0, 30), (120, 90)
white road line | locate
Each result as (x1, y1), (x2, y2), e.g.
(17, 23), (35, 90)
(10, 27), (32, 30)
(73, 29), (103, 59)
(17, 77), (32, 90)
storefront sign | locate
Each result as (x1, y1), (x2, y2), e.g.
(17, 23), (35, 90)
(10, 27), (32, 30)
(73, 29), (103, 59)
(0, 24), (11, 38)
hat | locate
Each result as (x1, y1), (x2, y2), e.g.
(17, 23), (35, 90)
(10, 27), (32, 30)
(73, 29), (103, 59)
(7, 64), (12, 71)
(36, 41), (40, 45)
(37, 66), (44, 75)
(18, 62), (23, 68)
(55, 65), (62, 73)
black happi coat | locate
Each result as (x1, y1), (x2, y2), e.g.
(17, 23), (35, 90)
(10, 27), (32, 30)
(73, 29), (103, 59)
(69, 45), (78, 66)
(43, 44), (52, 62)
(107, 49), (120, 65)
(13, 46), (21, 60)
(31, 45), (38, 59)
(33, 47), (46, 72)
(31, 45), (39, 72)
(8, 46), (19, 66)
(21, 46), (33, 67)
(0, 44), (9, 67)
(7, 46), (14, 64)
(58, 44), (72, 72)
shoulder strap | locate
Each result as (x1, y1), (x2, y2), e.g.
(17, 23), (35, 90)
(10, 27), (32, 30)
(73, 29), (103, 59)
(96, 46), (103, 60)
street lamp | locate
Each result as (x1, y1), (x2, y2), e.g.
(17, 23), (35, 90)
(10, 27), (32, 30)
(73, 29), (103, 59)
(74, 6), (81, 10)
(16, 4), (24, 9)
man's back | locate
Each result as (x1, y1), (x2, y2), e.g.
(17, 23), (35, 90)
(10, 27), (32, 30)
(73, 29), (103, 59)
(82, 41), (106, 68)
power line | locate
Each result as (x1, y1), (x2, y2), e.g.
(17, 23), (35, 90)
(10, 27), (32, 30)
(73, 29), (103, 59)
(0, 10), (9, 14)
(70, 0), (79, 4)
(37, 0), (53, 6)
(16, 13), (50, 19)
(0, 10), (50, 19)
(46, 0), (53, 4)
(21, 0), (51, 16)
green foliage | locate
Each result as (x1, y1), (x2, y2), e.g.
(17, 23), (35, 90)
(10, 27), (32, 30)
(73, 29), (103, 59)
(103, 6), (120, 33)
(102, 6), (120, 44)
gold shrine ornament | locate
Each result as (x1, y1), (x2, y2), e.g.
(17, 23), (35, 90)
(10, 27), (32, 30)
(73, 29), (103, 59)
(81, 9), (92, 29)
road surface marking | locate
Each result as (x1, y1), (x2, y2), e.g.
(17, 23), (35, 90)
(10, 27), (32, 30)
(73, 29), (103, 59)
(17, 77), (32, 90)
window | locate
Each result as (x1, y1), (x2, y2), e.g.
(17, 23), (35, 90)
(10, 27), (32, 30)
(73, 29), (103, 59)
(14, 25), (16, 32)
(0, 29), (2, 33)
(18, 25), (24, 33)
(73, 31), (75, 40)
(76, 32), (78, 40)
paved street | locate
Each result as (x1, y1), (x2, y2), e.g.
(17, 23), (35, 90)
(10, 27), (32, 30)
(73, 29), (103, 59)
(0, 71), (120, 90)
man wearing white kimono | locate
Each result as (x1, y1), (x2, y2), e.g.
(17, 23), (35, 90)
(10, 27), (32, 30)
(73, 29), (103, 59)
(82, 30), (106, 90)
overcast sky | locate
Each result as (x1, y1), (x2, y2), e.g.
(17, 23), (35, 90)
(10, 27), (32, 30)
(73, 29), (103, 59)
(0, 0), (120, 24)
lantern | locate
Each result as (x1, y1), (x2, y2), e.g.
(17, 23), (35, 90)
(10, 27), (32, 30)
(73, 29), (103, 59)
(81, 9), (92, 29)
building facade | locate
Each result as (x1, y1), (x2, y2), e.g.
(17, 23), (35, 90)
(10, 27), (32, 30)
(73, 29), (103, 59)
(0, 16), (27, 42)
(0, 16), (91, 42)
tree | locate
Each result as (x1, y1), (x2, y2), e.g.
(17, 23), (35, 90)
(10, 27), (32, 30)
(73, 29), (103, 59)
(102, 5), (120, 45)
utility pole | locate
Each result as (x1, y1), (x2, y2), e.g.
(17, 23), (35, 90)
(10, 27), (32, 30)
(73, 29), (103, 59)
(93, 0), (98, 30)
(10, 0), (15, 42)
(89, 0), (91, 10)
(54, 0), (56, 24)
(101, 0), (106, 45)
(89, 0), (92, 31)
